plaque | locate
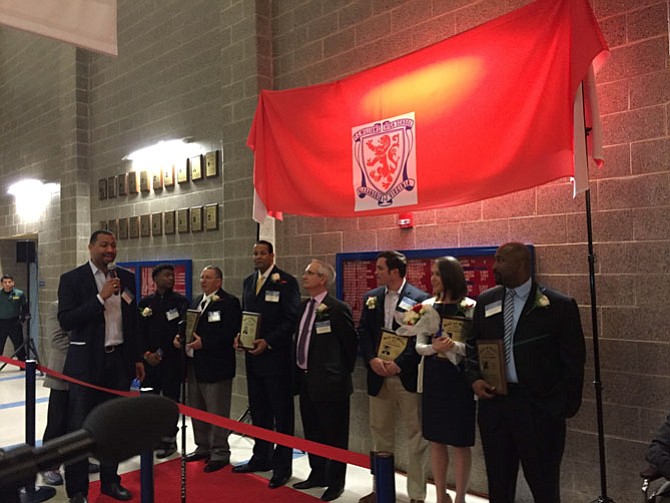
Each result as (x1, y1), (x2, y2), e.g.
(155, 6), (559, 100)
(128, 172), (139, 194)
(163, 164), (175, 187)
(205, 203), (219, 231)
(152, 212), (162, 236)
(240, 311), (261, 350)
(477, 340), (508, 395)
(189, 155), (203, 181)
(99, 221), (107, 230)
(98, 178), (107, 200)
(118, 217), (129, 240)
(184, 309), (201, 343)
(107, 219), (118, 236)
(140, 214), (150, 237)
(177, 208), (189, 233)
(191, 206), (203, 232)
(164, 210), (175, 235)
(152, 170), (163, 190)
(441, 316), (471, 344)
(377, 329), (408, 362)
(177, 160), (189, 184)
(205, 150), (220, 178)
(129, 216), (140, 238)
(117, 173), (127, 196)
(107, 176), (117, 198)
(140, 171), (150, 192)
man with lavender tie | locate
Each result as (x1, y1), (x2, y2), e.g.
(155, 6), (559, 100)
(465, 242), (585, 503)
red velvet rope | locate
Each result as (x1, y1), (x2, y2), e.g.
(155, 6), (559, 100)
(0, 356), (370, 469)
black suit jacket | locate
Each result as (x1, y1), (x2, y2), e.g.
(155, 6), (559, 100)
(358, 282), (430, 395)
(465, 282), (585, 419)
(242, 266), (300, 376)
(191, 288), (241, 383)
(294, 294), (358, 402)
(58, 263), (139, 386)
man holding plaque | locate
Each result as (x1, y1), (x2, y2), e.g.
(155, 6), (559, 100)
(232, 241), (300, 489)
(464, 242), (585, 503)
(138, 263), (189, 458)
(292, 259), (357, 502)
(357, 250), (430, 503)
(178, 265), (241, 473)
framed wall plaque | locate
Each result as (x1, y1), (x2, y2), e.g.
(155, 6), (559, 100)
(140, 214), (151, 237)
(205, 203), (219, 231)
(164, 210), (175, 235)
(107, 219), (118, 236)
(118, 217), (129, 240)
(117, 173), (127, 196)
(163, 164), (175, 187)
(189, 155), (203, 181)
(152, 170), (163, 190)
(107, 177), (117, 198)
(140, 171), (150, 193)
(177, 208), (189, 233)
(205, 150), (220, 178)
(177, 161), (189, 184)
(191, 206), (203, 232)
(152, 212), (163, 236)
(98, 179), (107, 200)
(129, 216), (140, 238)
(128, 172), (139, 194)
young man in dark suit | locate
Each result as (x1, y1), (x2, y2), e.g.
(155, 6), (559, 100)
(292, 259), (358, 502)
(465, 242), (586, 503)
(357, 250), (430, 503)
(58, 230), (144, 503)
(179, 265), (241, 473)
(233, 241), (300, 488)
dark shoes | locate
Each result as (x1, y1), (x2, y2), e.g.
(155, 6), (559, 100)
(100, 482), (132, 501)
(184, 452), (209, 463)
(203, 459), (228, 473)
(268, 473), (291, 489)
(156, 441), (178, 459)
(358, 493), (376, 503)
(321, 486), (344, 501)
(88, 461), (100, 474)
(41, 470), (63, 485)
(68, 494), (87, 503)
(232, 461), (272, 473)
(293, 478), (327, 490)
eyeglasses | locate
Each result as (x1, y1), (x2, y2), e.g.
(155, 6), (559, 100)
(304, 270), (322, 276)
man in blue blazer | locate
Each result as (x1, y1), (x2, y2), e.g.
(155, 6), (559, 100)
(465, 242), (585, 503)
(357, 251), (430, 503)
(58, 230), (144, 503)
(233, 241), (300, 488)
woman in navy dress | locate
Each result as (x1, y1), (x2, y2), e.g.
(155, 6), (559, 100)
(416, 256), (476, 503)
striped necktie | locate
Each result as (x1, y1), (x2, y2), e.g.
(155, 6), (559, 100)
(503, 289), (516, 365)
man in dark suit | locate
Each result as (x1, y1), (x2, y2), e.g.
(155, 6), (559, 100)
(465, 242), (586, 503)
(357, 250), (430, 503)
(179, 265), (241, 473)
(232, 241), (300, 488)
(58, 230), (144, 503)
(138, 263), (190, 458)
(292, 259), (358, 502)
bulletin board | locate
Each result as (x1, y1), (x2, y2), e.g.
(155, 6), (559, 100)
(117, 259), (192, 301)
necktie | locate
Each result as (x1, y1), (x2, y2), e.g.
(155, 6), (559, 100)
(200, 298), (207, 311)
(503, 289), (516, 365)
(255, 274), (263, 295)
(297, 299), (316, 367)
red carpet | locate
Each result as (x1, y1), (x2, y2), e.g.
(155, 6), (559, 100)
(88, 458), (320, 502)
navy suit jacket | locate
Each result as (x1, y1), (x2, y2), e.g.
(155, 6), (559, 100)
(465, 281), (585, 419)
(58, 263), (139, 387)
(242, 266), (300, 376)
(358, 282), (430, 395)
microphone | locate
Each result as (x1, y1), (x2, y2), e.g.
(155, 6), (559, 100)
(108, 263), (120, 295)
(0, 395), (178, 491)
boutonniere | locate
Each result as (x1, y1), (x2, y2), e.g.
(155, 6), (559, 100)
(315, 303), (329, 321)
(11, 295), (20, 300)
(366, 296), (377, 309)
(140, 307), (153, 318)
(210, 294), (220, 302)
(270, 272), (281, 283)
(457, 297), (476, 313)
(529, 290), (550, 313)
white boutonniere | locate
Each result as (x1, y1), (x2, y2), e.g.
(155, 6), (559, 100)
(140, 307), (153, 318)
(366, 297), (377, 309)
(270, 272), (281, 283)
(529, 290), (550, 313)
(315, 303), (329, 321)
(210, 294), (220, 302)
(457, 297), (476, 313)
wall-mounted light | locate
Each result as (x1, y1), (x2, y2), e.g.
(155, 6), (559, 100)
(7, 179), (60, 223)
(125, 138), (202, 177)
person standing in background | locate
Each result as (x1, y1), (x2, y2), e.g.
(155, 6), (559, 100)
(0, 274), (28, 363)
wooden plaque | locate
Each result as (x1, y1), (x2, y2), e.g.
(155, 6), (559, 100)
(98, 179), (107, 200)
(151, 212), (163, 236)
(377, 329), (408, 362)
(117, 173), (127, 196)
(152, 170), (163, 190)
(164, 210), (175, 235)
(107, 219), (118, 236)
(240, 311), (261, 350)
(117, 217), (129, 240)
(191, 206), (203, 232)
(205, 150), (220, 178)
(185, 309), (201, 343)
(163, 164), (175, 187)
(205, 203), (219, 231)
(129, 216), (140, 238)
(128, 172), (139, 194)
(477, 339), (508, 395)
(140, 214), (151, 237)
(189, 155), (203, 181)
(177, 160), (189, 184)
(177, 208), (189, 233)
(107, 176), (117, 198)
(139, 171), (150, 193)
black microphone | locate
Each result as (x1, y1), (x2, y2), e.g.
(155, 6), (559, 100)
(0, 395), (178, 491)
(108, 263), (120, 295)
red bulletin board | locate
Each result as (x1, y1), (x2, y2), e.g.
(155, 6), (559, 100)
(117, 259), (192, 301)
(336, 247), (534, 326)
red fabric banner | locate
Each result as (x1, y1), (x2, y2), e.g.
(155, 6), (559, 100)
(248, 0), (608, 219)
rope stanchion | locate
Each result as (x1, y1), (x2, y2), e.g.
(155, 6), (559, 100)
(139, 386), (155, 503)
(373, 451), (396, 503)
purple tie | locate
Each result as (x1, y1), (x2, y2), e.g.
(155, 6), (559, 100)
(297, 299), (316, 367)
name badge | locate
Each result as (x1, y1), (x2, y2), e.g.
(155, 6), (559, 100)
(121, 288), (134, 304)
(265, 290), (280, 303)
(398, 297), (417, 312)
(485, 300), (502, 317)
(208, 311), (221, 322)
(166, 308), (179, 321)
(315, 321), (331, 334)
